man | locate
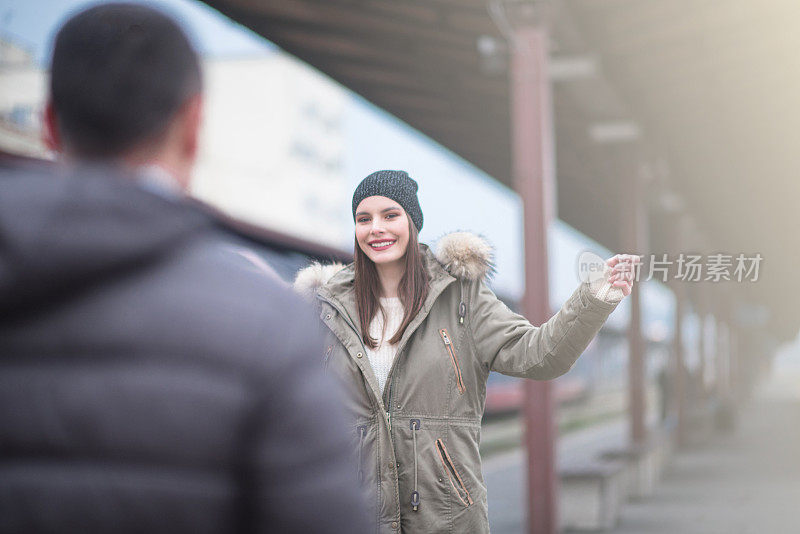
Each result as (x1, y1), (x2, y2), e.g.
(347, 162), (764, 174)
(0, 4), (368, 533)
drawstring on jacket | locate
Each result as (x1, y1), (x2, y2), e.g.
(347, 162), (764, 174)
(357, 425), (366, 483)
(410, 419), (421, 511)
(458, 280), (466, 325)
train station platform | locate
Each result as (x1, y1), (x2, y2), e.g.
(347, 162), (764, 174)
(485, 366), (800, 533)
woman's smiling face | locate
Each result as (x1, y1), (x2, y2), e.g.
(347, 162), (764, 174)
(354, 195), (410, 266)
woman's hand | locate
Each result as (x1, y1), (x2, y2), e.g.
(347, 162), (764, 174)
(605, 254), (642, 297)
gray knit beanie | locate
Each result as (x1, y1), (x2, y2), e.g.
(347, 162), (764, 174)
(352, 170), (423, 231)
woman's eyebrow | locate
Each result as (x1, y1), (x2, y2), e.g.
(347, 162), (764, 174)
(355, 207), (401, 217)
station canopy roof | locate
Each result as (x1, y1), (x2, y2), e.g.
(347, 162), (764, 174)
(203, 0), (800, 343)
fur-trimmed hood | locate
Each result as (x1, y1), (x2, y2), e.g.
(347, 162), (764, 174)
(292, 231), (494, 297)
(293, 261), (347, 298)
(434, 231), (495, 282)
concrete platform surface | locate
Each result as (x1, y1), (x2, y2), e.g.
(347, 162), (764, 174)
(611, 376), (800, 534)
(485, 369), (800, 533)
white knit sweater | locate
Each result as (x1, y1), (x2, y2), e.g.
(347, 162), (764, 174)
(365, 297), (405, 394)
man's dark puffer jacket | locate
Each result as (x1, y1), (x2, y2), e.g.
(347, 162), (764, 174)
(0, 165), (369, 534)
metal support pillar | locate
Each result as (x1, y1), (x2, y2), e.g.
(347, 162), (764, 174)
(673, 281), (687, 445)
(716, 318), (729, 400)
(715, 291), (733, 400)
(729, 325), (739, 402)
(621, 164), (647, 445)
(696, 286), (708, 399)
(510, 24), (558, 534)
(671, 217), (689, 446)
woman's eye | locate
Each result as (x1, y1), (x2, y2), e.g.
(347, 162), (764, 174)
(386, 213), (397, 219)
(358, 217), (370, 223)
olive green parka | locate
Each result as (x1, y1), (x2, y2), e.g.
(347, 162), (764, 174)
(294, 232), (620, 533)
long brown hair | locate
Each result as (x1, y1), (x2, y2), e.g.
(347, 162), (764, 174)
(354, 219), (430, 349)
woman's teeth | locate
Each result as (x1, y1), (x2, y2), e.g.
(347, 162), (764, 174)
(370, 240), (396, 249)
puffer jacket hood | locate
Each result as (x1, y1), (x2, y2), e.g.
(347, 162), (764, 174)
(0, 165), (210, 318)
(293, 231), (619, 534)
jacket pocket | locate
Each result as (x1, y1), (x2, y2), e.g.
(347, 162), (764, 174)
(356, 424), (368, 483)
(439, 328), (465, 394)
(435, 438), (473, 507)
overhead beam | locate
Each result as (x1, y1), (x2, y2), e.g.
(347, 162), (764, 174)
(549, 55), (598, 82)
(588, 121), (642, 144)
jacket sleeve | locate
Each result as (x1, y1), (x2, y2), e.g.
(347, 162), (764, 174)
(244, 294), (370, 534)
(467, 280), (619, 380)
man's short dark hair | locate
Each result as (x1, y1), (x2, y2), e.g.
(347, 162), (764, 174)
(50, 3), (202, 158)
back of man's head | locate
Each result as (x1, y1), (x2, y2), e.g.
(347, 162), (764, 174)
(48, 3), (201, 160)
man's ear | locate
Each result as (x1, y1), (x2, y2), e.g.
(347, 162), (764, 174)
(42, 100), (62, 153)
(181, 93), (202, 162)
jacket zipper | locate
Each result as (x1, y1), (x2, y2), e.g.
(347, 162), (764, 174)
(435, 438), (473, 507)
(439, 328), (465, 394)
(323, 344), (333, 371)
(370, 276), (458, 437)
(386, 375), (394, 432)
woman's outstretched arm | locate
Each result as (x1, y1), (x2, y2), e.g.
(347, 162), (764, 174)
(468, 254), (639, 380)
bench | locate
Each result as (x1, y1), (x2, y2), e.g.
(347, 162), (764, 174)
(559, 460), (627, 531)
(600, 441), (658, 500)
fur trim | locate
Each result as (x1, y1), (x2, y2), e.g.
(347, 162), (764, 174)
(435, 232), (495, 281)
(293, 262), (345, 297)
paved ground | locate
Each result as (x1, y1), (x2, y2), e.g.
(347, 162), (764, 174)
(484, 417), (629, 532)
(485, 369), (800, 533)
(611, 373), (800, 534)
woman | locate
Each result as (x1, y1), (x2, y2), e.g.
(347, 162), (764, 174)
(294, 170), (637, 533)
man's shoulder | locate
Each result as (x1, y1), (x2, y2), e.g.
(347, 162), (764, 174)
(158, 225), (319, 344)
